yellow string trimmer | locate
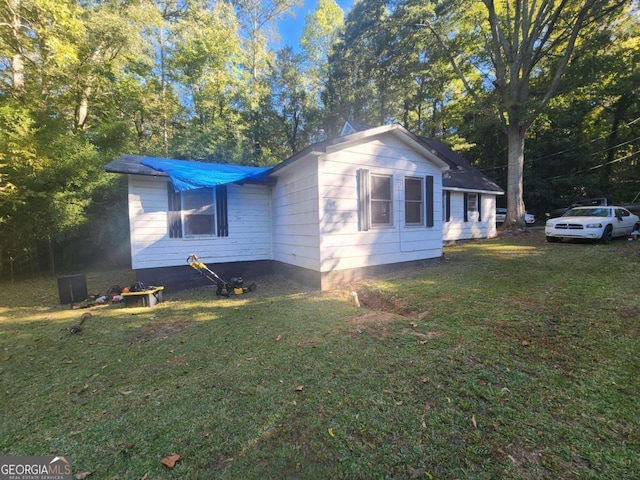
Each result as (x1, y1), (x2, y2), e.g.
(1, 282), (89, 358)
(187, 254), (256, 297)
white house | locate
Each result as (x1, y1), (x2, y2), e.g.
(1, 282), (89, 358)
(105, 123), (503, 291)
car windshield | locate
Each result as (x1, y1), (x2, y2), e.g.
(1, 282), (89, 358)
(563, 207), (609, 217)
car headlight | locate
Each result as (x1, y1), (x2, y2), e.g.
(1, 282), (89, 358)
(586, 223), (602, 228)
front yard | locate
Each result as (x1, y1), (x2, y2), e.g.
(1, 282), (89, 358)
(1, 231), (638, 479)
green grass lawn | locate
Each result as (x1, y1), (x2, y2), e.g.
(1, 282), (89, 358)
(1, 232), (639, 479)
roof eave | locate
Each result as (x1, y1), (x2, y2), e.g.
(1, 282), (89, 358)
(444, 186), (505, 195)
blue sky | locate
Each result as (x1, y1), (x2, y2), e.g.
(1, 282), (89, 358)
(275, 0), (354, 51)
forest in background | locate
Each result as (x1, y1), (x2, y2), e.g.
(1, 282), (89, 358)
(1, 0), (638, 279)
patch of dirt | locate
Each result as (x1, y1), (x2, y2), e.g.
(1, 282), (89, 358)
(357, 291), (414, 317)
(126, 319), (194, 345)
(349, 311), (397, 326)
(347, 312), (396, 339)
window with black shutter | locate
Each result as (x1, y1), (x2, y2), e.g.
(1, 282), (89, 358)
(443, 191), (451, 222)
(216, 185), (228, 237)
(425, 175), (434, 228)
(168, 184), (183, 238)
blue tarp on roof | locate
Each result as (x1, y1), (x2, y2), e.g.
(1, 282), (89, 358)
(141, 157), (272, 192)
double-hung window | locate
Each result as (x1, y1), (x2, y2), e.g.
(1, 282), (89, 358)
(404, 177), (423, 225)
(358, 170), (392, 230)
(370, 174), (393, 226)
(464, 192), (481, 222)
(182, 188), (215, 236)
(358, 170), (435, 231)
(168, 184), (228, 238)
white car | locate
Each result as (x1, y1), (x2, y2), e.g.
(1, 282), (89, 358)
(545, 206), (640, 243)
(496, 208), (536, 224)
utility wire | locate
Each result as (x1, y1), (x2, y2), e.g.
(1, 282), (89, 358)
(526, 115), (640, 162)
(474, 129), (640, 176)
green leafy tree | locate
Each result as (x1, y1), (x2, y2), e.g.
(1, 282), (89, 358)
(232, 0), (301, 164)
(300, 0), (344, 103)
(267, 46), (308, 156)
(169, 0), (244, 161)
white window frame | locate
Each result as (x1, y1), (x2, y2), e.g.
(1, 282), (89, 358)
(404, 176), (424, 226)
(466, 193), (480, 222)
(181, 188), (216, 237)
(370, 174), (393, 227)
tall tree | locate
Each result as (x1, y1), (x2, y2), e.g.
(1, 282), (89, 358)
(409, 0), (631, 229)
(268, 46), (308, 155)
(300, 0), (344, 103)
(232, 0), (301, 164)
(323, 0), (394, 132)
(169, 0), (243, 161)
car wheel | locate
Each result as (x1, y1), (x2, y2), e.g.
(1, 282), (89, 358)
(599, 225), (613, 244)
(546, 236), (560, 243)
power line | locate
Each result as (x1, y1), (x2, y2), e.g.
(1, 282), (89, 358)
(544, 151), (639, 181)
(473, 130), (640, 176)
(527, 115), (640, 162)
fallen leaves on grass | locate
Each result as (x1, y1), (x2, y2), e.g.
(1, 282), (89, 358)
(407, 465), (433, 479)
(74, 471), (94, 479)
(161, 454), (181, 468)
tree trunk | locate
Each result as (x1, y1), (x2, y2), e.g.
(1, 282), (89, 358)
(76, 86), (91, 130)
(48, 236), (55, 275)
(504, 124), (527, 229)
(159, 28), (169, 157)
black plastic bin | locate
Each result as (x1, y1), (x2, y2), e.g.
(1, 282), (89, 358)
(57, 274), (88, 305)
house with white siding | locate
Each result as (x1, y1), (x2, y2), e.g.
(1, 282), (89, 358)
(105, 123), (503, 291)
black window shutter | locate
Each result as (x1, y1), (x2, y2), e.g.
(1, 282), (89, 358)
(216, 184), (228, 237)
(167, 183), (182, 238)
(426, 175), (434, 227)
(477, 194), (482, 222)
(463, 193), (469, 222)
(445, 191), (451, 222)
(357, 169), (370, 231)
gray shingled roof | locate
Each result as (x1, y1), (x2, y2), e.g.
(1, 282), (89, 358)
(416, 137), (503, 193)
(104, 154), (168, 177)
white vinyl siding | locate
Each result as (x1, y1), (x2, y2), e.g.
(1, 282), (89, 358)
(270, 156), (321, 271)
(128, 176), (271, 269)
(315, 134), (446, 273)
(443, 190), (497, 241)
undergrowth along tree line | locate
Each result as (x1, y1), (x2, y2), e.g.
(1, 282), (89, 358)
(1, 0), (638, 279)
